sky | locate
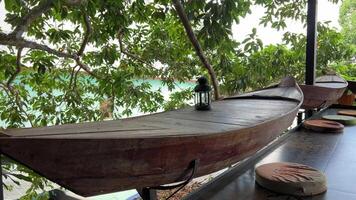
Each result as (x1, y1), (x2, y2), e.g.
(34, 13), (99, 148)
(0, 1), (341, 46)
(232, 1), (341, 45)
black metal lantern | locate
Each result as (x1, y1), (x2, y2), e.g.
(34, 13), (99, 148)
(194, 76), (211, 110)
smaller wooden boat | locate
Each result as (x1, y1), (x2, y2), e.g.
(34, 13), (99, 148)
(0, 77), (303, 197)
(347, 80), (356, 94)
(299, 75), (348, 109)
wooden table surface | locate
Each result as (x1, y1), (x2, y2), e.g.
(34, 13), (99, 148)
(185, 107), (356, 200)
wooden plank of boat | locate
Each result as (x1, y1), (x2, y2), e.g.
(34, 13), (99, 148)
(0, 77), (303, 197)
(299, 74), (348, 109)
(348, 80), (356, 94)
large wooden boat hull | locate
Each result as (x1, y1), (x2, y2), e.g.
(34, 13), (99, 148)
(299, 75), (347, 109)
(0, 77), (303, 197)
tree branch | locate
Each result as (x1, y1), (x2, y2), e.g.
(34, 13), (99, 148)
(57, 65), (79, 107)
(1, 48), (34, 127)
(72, 66), (81, 90)
(0, 32), (100, 79)
(77, 13), (92, 56)
(7, 48), (23, 88)
(65, 0), (87, 6)
(0, 32), (76, 59)
(0, 3), (99, 79)
(10, 0), (55, 39)
(75, 58), (100, 79)
(117, 29), (152, 65)
(68, 65), (77, 89)
(8, 0), (85, 38)
(172, 0), (220, 100)
(1, 84), (34, 127)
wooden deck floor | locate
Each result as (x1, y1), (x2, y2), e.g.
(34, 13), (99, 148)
(185, 106), (356, 200)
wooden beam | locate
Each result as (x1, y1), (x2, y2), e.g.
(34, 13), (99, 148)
(305, 0), (318, 118)
(305, 0), (318, 85)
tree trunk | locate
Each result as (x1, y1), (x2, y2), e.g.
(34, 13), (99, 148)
(172, 0), (220, 100)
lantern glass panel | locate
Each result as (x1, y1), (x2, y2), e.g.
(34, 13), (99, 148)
(194, 76), (211, 110)
(194, 92), (201, 105)
(203, 92), (207, 104)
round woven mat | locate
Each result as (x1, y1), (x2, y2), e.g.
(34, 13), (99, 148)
(322, 115), (356, 126)
(303, 119), (344, 133)
(338, 110), (356, 117)
(255, 162), (327, 196)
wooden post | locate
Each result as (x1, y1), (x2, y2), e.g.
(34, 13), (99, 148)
(0, 155), (3, 200)
(305, 0), (317, 85)
(305, 0), (318, 118)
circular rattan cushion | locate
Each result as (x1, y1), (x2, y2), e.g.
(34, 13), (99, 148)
(338, 110), (356, 117)
(322, 115), (356, 126)
(303, 119), (344, 133)
(255, 162), (327, 196)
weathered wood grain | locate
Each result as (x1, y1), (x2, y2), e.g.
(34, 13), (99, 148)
(0, 77), (303, 196)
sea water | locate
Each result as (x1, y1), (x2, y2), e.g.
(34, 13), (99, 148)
(0, 79), (195, 127)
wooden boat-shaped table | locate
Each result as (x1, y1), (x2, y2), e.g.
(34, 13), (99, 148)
(0, 77), (303, 197)
(299, 75), (348, 109)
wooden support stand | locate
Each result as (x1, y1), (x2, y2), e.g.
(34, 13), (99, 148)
(137, 188), (157, 200)
(306, 109), (314, 119)
(137, 159), (199, 200)
(297, 111), (304, 124)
